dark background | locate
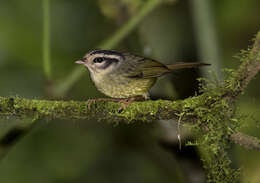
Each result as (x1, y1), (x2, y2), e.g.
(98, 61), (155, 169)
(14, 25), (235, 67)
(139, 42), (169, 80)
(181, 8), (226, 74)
(0, 0), (260, 182)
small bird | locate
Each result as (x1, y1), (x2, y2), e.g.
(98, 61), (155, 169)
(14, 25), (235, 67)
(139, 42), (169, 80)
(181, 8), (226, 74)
(76, 50), (209, 100)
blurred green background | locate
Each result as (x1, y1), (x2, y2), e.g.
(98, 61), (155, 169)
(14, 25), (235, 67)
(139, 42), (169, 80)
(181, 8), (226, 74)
(0, 0), (260, 182)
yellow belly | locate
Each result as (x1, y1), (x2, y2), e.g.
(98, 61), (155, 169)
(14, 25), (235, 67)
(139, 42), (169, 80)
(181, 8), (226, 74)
(93, 75), (156, 98)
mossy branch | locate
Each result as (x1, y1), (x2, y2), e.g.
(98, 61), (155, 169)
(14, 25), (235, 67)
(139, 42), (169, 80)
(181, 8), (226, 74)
(0, 97), (184, 122)
(228, 31), (260, 98)
(0, 94), (259, 151)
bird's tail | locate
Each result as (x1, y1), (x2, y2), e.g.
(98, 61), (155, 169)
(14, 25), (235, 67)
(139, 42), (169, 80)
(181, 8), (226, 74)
(166, 62), (210, 70)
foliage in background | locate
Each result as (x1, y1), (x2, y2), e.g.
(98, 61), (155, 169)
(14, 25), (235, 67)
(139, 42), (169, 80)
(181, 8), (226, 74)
(0, 0), (260, 183)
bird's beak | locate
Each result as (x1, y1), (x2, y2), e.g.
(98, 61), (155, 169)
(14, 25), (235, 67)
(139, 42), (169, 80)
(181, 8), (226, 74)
(75, 59), (85, 64)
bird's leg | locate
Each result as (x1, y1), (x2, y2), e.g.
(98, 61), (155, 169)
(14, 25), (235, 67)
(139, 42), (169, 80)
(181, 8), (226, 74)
(118, 95), (147, 112)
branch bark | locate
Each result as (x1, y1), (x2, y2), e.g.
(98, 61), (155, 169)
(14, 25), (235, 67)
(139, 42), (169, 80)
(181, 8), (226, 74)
(1, 96), (260, 151)
(0, 96), (184, 122)
(228, 31), (260, 97)
(230, 132), (260, 151)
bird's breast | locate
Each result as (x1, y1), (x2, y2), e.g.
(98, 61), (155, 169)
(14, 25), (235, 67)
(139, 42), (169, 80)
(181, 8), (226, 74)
(90, 73), (156, 98)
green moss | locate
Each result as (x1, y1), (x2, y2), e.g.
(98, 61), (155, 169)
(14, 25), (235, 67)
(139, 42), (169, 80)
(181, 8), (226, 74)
(173, 71), (242, 182)
(113, 100), (164, 122)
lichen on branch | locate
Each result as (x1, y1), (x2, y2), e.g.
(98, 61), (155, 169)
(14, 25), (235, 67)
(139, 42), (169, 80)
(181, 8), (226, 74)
(0, 96), (181, 122)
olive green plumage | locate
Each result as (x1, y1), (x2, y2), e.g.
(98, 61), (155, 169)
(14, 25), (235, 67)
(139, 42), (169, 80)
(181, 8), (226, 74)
(75, 50), (209, 98)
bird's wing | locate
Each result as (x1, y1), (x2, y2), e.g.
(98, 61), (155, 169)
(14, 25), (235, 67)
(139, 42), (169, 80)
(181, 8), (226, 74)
(122, 53), (170, 79)
(138, 59), (170, 78)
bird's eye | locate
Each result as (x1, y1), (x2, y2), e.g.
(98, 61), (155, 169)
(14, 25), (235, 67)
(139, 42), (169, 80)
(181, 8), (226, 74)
(93, 57), (104, 63)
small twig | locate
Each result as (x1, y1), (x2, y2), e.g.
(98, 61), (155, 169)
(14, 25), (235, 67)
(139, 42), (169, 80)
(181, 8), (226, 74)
(42, 0), (51, 80)
(230, 132), (260, 151)
(0, 119), (37, 161)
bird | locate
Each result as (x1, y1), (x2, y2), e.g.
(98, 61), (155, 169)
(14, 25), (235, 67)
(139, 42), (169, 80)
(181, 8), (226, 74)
(75, 49), (209, 103)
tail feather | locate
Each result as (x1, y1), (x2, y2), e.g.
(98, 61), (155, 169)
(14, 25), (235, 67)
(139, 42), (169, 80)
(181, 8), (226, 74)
(166, 62), (210, 70)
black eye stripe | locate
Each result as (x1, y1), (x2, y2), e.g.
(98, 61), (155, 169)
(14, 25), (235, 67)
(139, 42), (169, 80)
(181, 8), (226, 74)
(93, 57), (119, 64)
(94, 57), (119, 69)
(106, 58), (119, 63)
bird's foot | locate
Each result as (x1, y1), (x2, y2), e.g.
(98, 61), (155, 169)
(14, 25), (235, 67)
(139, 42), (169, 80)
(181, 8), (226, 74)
(118, 96), (146, 112)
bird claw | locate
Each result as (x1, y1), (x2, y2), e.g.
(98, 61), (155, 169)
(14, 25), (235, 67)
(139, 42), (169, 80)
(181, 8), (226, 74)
(87, 99), (97, 109)
(117, 96), (146, 113)
(118, 98), (134, 113)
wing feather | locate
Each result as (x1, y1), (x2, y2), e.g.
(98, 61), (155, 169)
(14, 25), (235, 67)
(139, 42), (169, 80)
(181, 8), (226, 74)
(121, 53), (170, 79)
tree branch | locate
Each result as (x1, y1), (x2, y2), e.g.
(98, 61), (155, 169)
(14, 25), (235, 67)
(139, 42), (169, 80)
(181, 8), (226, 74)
(230, 132), (260, 151)
(0, 96), (187, 122)
(228, 31), (260, 98)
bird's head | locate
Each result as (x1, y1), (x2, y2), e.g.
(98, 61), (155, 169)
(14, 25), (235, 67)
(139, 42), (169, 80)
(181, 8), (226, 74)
(75, 50), (125, 75)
